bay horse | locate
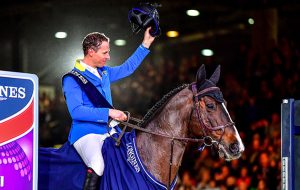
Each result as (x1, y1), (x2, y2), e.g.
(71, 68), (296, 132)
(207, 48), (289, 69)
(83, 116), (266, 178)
(104, 64), (244, 189)
(38, 64), (244, 190)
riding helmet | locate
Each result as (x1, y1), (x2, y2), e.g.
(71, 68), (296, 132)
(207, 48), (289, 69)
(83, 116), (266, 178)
(128, 3), (161, 37)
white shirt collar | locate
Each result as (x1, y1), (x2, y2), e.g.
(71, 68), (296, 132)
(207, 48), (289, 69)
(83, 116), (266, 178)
(79, 60), (101, 79)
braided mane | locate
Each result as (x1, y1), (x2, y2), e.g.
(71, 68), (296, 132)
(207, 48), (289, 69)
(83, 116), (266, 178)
(138, 84), (189, 127)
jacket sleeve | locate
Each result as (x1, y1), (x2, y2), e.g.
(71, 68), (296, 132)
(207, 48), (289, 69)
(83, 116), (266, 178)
(108, 44), (150, 83)
(63, 76), (109, 123)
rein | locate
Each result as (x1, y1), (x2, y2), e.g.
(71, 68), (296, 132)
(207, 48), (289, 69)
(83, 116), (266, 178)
(110, 114), (212, 145)
(112, 84), (233, 145)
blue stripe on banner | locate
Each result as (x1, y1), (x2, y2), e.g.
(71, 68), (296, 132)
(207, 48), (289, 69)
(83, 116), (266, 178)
(132, 137), (177, 190)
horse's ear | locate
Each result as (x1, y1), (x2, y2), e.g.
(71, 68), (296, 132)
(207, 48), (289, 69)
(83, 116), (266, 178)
(209, 65), (221, 84)
(196, 64), (206, 85)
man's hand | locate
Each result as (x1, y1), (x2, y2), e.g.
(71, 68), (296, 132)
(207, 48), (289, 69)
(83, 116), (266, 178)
(142, 27), (155, 49)
(109, 109), (128, 121)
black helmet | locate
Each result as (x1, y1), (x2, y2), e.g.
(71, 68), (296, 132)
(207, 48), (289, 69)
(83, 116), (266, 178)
(128, 3), (161, 37)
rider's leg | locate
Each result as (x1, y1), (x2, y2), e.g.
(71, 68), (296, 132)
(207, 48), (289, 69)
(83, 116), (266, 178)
(83, 167), (101, 190)
(73, 133), (108, 189)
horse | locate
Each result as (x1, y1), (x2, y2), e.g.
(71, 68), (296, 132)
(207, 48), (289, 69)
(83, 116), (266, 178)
(38, 64), (244, 190)
(99, 64), (244, 189)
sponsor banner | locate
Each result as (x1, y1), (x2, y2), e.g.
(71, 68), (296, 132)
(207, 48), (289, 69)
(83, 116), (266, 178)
(0, 71), (38, 190)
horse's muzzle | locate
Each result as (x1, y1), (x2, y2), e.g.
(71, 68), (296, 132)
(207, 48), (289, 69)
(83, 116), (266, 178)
(218, 141), (243, 161)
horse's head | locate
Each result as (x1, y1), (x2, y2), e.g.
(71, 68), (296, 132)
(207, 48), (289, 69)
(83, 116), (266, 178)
(189, 65), (244, 161)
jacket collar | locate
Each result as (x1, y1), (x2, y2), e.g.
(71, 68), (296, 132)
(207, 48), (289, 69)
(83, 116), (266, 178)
(74, 59), (101, 84)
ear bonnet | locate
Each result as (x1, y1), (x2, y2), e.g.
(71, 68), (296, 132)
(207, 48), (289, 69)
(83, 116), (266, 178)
(195, 65), (224, 103)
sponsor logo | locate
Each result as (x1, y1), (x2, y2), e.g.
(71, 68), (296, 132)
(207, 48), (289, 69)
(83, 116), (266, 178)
(0, 76), (34, 144)
(70, 70), (88, 84)
(126, 142), (140, 173)
(0, 77), (33, 122)
(0, 71), (37, 189)
(0, 85), (26, 101)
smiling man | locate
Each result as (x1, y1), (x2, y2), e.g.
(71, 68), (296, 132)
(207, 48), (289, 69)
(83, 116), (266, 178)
(62, 27), (155, 190)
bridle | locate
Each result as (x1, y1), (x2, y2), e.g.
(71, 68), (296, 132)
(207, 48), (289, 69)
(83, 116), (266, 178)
(107, 83), (235, 189)
(190, 82), (235, 149)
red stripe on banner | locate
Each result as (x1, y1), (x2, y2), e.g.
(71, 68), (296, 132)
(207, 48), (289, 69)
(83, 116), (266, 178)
(0, 99), (34, 144)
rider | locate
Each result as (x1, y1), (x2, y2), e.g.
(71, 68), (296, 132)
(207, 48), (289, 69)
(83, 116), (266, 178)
(62, 27), (155, 189)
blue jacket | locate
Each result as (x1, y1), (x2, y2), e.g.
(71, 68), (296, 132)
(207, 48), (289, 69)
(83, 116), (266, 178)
(63, 45), (150, 144)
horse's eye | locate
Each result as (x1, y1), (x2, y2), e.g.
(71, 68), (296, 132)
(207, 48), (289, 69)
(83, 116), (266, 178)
(206, 103), (215, 109)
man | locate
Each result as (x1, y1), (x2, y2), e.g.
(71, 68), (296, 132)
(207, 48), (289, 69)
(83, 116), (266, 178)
(62, 27), (155, 189)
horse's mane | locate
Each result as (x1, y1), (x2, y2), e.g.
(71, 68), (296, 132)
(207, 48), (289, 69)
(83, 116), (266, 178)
(138, 84), (189, 127)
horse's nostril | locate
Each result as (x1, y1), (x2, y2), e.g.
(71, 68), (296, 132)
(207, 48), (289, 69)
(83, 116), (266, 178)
(229, 142), (239, 154)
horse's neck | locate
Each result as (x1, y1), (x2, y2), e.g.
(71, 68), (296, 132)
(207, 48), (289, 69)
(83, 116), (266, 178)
(136, 88), (193, 185)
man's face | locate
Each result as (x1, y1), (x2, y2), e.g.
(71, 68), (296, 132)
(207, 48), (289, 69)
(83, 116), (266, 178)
(91, 41), (110, 68)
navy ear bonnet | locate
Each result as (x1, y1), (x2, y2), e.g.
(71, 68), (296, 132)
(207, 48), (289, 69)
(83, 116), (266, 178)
(128, 3), (161, 37)
(198, 80), (225, 103)
(194, 65), (225, 103)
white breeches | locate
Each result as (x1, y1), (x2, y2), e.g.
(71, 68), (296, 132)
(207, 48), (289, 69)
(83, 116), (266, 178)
(73, 129), (116, 176)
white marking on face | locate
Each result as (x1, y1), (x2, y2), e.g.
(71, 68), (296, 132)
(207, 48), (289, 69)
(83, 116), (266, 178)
(221, 103), (245, 152)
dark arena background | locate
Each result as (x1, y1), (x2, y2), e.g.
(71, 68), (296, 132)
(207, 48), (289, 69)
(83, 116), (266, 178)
(1, 0), (300, 189)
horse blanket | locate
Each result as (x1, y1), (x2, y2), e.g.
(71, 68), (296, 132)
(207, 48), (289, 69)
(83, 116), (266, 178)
(38, 131), (177, 190)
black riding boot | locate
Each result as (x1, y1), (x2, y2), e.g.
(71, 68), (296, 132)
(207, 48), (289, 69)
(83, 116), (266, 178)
(83, 167), (100, 190)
